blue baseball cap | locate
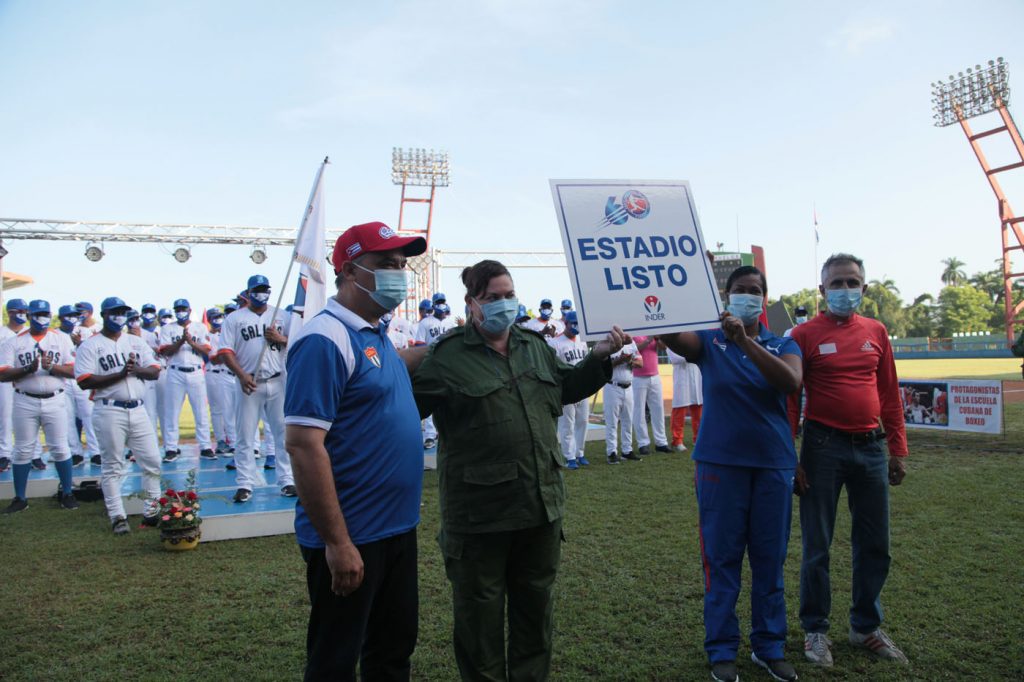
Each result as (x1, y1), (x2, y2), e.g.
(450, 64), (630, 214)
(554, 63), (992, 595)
(565, 311), (578, 324)
(516, 304), (529, 321)
(561, 299), (573, 310)
(58, 305), (78, 317)
(432, 292), (446, 304)
(236, 290), (249, 302)
(75, 301), (93, 313)
(419, 299), (432, 311)
(29, 300), (51, 315)
(207, 307), (223, 317)
(540, 299), (552, 307)
(173, 298), (190, 310)
(101, 296), (129, 313)
(141, 303), (156, 313)
(6, 298), (27, 311)
(126, 309), (140, 320)
(224, 303), (238, 314)
(158, 308), (172, 318)
(247, 274), (270, 290)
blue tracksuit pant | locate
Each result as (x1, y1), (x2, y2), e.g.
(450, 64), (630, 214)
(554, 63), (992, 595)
(695, 461), (794, 663)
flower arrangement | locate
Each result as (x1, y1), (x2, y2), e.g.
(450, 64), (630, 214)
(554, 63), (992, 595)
(157, 470), (202, 531)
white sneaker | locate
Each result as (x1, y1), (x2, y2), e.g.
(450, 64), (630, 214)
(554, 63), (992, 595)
(674, 443), (687, 452)
(849, 628), (908, 663)
(804, 632), (833, 667)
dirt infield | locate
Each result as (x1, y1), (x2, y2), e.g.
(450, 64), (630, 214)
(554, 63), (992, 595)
(1004, 380), (1024, 403)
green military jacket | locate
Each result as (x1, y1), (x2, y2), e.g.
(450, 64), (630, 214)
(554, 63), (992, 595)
(412, 322), (611, 534)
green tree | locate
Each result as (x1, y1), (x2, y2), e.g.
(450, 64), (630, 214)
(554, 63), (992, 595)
(777, 289), (822, 319)
(903, 293), (935, 338)
(864, 278), (905, 335)
(936, 285), (992, 336)
(940, 257), (967, 287)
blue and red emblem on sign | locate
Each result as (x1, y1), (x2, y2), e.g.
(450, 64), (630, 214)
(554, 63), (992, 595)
(364, 346), (381, 368)
(644, 295), (662, 314)
(598, 189), (651, 229)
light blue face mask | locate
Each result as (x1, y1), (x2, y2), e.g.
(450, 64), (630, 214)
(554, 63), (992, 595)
(353, 262), (409, 311)
(10, 313), (27, 325)
(825, 288), (863, 316)
(727, 293), (763, 325)
(476, 297), (519, 335)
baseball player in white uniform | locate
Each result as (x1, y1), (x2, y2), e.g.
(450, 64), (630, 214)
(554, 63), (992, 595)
(216, 275), (295, 501)
(524, 298), (564, 337)
(549, 311), (591, 468)
(76, 297), (163, 535)
(158, 298), (215, 461)
(56, 305), (89, 466)
(414, 301), (452, 449)
(383, 312), (414, 350)
(205, 307), (237, 455)
(604, 339), (642, 464)
(126, 309), (161, 442)
(153, 308), (174, 447)
(0, 300), (78, 513)
(71, 302), (103, 465)
(0, 299), (29, 473)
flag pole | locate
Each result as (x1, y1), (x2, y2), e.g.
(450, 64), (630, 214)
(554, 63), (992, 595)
(253, 157), (329, 375)
(812, 203), (819, 315)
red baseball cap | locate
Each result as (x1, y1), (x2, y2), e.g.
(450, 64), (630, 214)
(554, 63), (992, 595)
(332, 221), (427, 272)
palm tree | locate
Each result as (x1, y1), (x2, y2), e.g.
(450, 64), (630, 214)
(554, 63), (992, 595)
(940, 257), (967, 287)
(869, 277), (901, 295)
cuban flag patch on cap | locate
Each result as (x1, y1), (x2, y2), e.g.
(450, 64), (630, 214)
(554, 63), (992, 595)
(346, 243), (362, 258)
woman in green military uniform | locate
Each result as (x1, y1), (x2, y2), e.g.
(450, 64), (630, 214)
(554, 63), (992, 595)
(413, 260), (627, 681)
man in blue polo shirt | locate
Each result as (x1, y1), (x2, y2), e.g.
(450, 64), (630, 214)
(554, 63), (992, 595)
(285, 221), (426, 681)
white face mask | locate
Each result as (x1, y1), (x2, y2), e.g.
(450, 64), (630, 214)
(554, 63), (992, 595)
(250, 291), (271, 305)
(175, 311), (190, 322)
(31, 315), (52, 328)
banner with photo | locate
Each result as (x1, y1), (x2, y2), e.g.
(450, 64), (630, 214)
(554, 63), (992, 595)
(899, 379), (1003, 434)
(549, 179), (722, 341)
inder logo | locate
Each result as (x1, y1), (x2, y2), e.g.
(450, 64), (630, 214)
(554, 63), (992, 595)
(643, 294), (665, 321)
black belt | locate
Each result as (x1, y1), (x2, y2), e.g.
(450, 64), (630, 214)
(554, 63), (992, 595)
(100, 398), (143, 409)
(255, 372), (282, 383)
(15, 388), (64, 399)
(614, 382), (632, 389)
(171, 366), (199, 372)
(208, 369), (227, 374)
(805, 419), (886, 444)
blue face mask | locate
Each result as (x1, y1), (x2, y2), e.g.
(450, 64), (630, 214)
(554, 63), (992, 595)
(727, 293), (763, 325)
(566, 325), (580, 338)
(104, 315), (128, 333)
(10, 313), (27, 325)
(60, 316), (78, 332)
(539, 308), (552, 320)
(209, 316), (224, 330)
(30, 314), (52, 331)
(175, 311), (190, 323)
(795, 316), (808, 325)
(476, 297), (519, 335)
(353, 262), (409, 311)
(825, 288), (863, 316)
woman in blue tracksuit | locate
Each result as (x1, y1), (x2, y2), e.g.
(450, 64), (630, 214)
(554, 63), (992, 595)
(661, 265), (803, 682)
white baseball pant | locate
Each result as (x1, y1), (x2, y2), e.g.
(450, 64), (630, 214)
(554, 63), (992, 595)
(93, 401), (161, 521)
(632, 375), (668, 448)
(258, 404), (275, 458)
(206, 369), (237, 446)
(557, 398), (589, 462)
(422, 416), (437, 442)
(155, 370), (170, 447)
(72, 382), (100, 456)
(234, 375), (292, 491)
(64, 380), (82, 456)
(13, 391), (70, 464)
(0, 382), (12, 458)
(603, 383), (634, 456)
(162, 367), (212, 451)
(142, 379), (160, 437)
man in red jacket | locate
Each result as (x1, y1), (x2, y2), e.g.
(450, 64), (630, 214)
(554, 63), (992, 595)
(789, 253), (909, 668)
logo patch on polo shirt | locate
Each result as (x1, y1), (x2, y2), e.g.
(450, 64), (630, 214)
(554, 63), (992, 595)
(364, 346), (381, 368)
(860, 340), (874, 352)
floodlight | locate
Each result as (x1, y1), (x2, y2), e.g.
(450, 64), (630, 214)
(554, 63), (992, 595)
(173, 246), (191, 263)
(391, 147), (450, 187)
(250, 246), (267, 264)
(932, 58), (1011, 127)
(84, 243), (104, 262)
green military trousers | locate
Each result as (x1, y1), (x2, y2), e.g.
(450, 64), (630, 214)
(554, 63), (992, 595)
(440, 519), (563, 682)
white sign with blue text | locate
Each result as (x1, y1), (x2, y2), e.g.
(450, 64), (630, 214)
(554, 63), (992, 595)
(550, 179), (722, 341)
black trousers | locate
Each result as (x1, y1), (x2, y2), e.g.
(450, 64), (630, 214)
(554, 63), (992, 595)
(301, 528), (418, 681)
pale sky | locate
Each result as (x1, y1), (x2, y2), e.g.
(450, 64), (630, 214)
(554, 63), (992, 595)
(2, 0), (1023, 317)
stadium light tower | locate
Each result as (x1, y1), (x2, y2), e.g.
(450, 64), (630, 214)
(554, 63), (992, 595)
(932, 58), (1024, 341)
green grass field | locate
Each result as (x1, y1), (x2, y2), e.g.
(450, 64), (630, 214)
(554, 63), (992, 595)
(7, 402), (1023, 679)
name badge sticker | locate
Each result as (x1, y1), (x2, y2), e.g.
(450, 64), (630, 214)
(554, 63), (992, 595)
(819, 343), (837, 355)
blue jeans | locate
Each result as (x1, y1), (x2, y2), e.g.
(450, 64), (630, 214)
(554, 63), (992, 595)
(799, 420), (891, 635)
(695, 462), (794, 663)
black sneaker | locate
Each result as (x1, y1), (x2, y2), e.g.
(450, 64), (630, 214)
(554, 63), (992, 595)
(638, 445), (651, 455)
(655, 444), (672, 453)
(199, 448), (217, 460)
(163, 450), (179, 463)
(607, 453), (621, 464)
(3, 497), (28, 514)
(90, 454), (102, 466)
(141, 512), (160, 528)
(30, 458), (47, 471)
(280, 484), (297, 497)
(0, 456), (10, 472)
(59, 493), (80, 510)
(423, 438), (437, 450)
(233, 488), (253, 503)
(711, 660), (738, 682)
(71, 454), (85, 467)
(225, 457), (237, 470)
(111, 516), (130, 535)
(620, 450), (643, 462)
(751, 653), (798, 681)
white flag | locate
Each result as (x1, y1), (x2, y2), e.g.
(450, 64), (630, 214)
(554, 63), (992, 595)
(289, 159), (328, 339)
